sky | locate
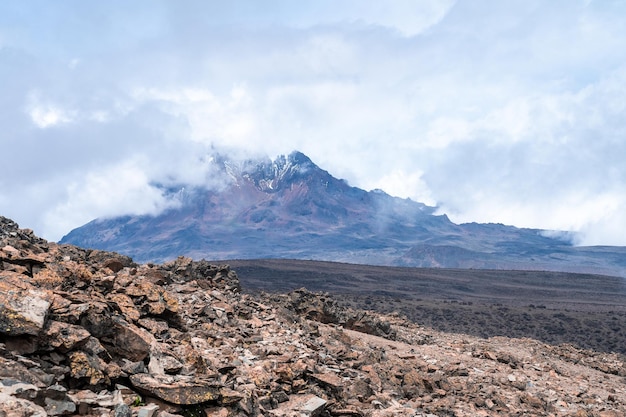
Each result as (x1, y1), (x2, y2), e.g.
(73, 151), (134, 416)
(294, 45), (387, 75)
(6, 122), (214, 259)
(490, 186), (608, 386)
(1, 0), (626, 246)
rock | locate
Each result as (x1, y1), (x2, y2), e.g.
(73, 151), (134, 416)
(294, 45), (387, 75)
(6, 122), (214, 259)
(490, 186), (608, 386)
(44, 397), (77, 415)
(0, 392), (47, 417)
(68, 351), (107, 386)
(219, 387), (244, 405)
(137, 403), (159, 417)
(0, 379), (39, 399)
(0, 357), (49, 387)
(114, 403), (132, 417)
(108, 293), (141, 322)
(42, 320), (91, 352)
(310, 372), (344, 391)
(0, 274), (51, 336)
(129, 374), (222, 405)
(102, 258), (126, 273)
(270, 394), (327, 416)
(1, 217), (626, 417)
(109, 319), (155, 362)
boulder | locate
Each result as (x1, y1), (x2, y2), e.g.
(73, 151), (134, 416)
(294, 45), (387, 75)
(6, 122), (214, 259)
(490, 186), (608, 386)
(68, 351), (108, 386)
(269, 394), (327, 416)
(0, 392), (47, 417)
(82, 310), (154, 362)
(0, 273), (51, 336)
(109, 321), (155, 361)
(44, 396), (77, 416)
(137, 403), (159, 417)
(42, 320), (91, 352)
(0, 357), (50, 387)
(129, 374), (222, 405)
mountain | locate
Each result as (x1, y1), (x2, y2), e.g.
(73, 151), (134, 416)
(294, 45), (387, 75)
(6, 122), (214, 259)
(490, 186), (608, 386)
(60, 151), (626, 276)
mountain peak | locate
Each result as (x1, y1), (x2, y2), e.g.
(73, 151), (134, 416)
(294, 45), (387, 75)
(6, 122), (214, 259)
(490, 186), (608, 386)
(59, 151), (626, 277)
(286, 150), (313, 166)
(223, 150), (323, 193)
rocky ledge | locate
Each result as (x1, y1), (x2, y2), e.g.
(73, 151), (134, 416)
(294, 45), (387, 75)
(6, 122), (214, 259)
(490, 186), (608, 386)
(1, 215), (625, 417)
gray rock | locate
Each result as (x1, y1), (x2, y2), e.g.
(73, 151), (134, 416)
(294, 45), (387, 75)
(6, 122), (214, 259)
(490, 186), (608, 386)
(114, 403), (132, 417)
(121, 359), (147, 375)
(0, 379), (39, 400)
(44, 397), (77, 416)
(137, 403), (159, 417)
(0, 392), (47, 417)
(0, 357), (49, 387)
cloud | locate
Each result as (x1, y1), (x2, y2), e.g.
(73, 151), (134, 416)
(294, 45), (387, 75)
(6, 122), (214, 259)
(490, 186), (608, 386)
(578, 196), (626, 246)
(42, 159), (178, 240)
(423, 64), (626, 240)
(162, 0), (455, 38)
(26, 91), (76, 128)
(131, 85), (260, 149)
(367, 170), (435, 206)
(1, 0), (626, 247)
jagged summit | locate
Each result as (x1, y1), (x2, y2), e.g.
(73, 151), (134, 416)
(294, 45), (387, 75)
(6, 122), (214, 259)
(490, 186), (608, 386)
(236, 151), (326, 193)
(59, 152), (626, 276)
(208, 150), (342, 195)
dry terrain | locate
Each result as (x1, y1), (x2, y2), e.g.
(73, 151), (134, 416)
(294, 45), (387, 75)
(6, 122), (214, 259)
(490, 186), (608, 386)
(226, 259), (626, 355)
(3, 216), (626, 416)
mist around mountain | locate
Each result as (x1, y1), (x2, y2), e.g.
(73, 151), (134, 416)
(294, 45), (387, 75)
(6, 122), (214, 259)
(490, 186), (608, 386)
(60, 151), (626, 277)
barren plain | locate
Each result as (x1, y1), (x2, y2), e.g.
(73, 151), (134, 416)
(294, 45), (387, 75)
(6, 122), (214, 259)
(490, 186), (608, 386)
(226, 259), (626, 355)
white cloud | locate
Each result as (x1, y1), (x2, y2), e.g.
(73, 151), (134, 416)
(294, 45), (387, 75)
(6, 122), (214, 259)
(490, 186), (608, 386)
(43, 160), (179, 240)
(1, 0), (626, 247)
(131, 86), (259, 147)
(29, 105), (72, 128)
(367, 170), (435, 206)
(26, 92), (75, 128)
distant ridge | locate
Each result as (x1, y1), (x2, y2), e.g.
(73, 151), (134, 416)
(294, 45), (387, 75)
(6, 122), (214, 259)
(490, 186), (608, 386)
(60, 151), (626, 276)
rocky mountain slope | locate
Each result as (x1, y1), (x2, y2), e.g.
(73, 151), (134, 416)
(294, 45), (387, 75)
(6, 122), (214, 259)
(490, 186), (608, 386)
(2, 216), (626, 416)
(59, 151), (626, 277)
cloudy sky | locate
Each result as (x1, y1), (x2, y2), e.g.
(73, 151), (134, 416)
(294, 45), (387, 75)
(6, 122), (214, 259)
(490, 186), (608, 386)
(1, 0), (626, 246)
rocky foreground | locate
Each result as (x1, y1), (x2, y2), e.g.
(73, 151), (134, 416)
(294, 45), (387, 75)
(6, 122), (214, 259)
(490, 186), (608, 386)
(1, 216), (626, 417)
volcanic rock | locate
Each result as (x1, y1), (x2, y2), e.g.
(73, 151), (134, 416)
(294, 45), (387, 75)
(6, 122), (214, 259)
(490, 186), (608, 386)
(130, 374), (221, 405)
(1, 215), (626, 416)
(0, 273), (51, 336)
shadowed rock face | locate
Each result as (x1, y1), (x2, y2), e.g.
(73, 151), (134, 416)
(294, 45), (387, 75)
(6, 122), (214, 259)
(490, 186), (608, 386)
(2, 216), (626, 416)
(59, 151), (626, 277)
